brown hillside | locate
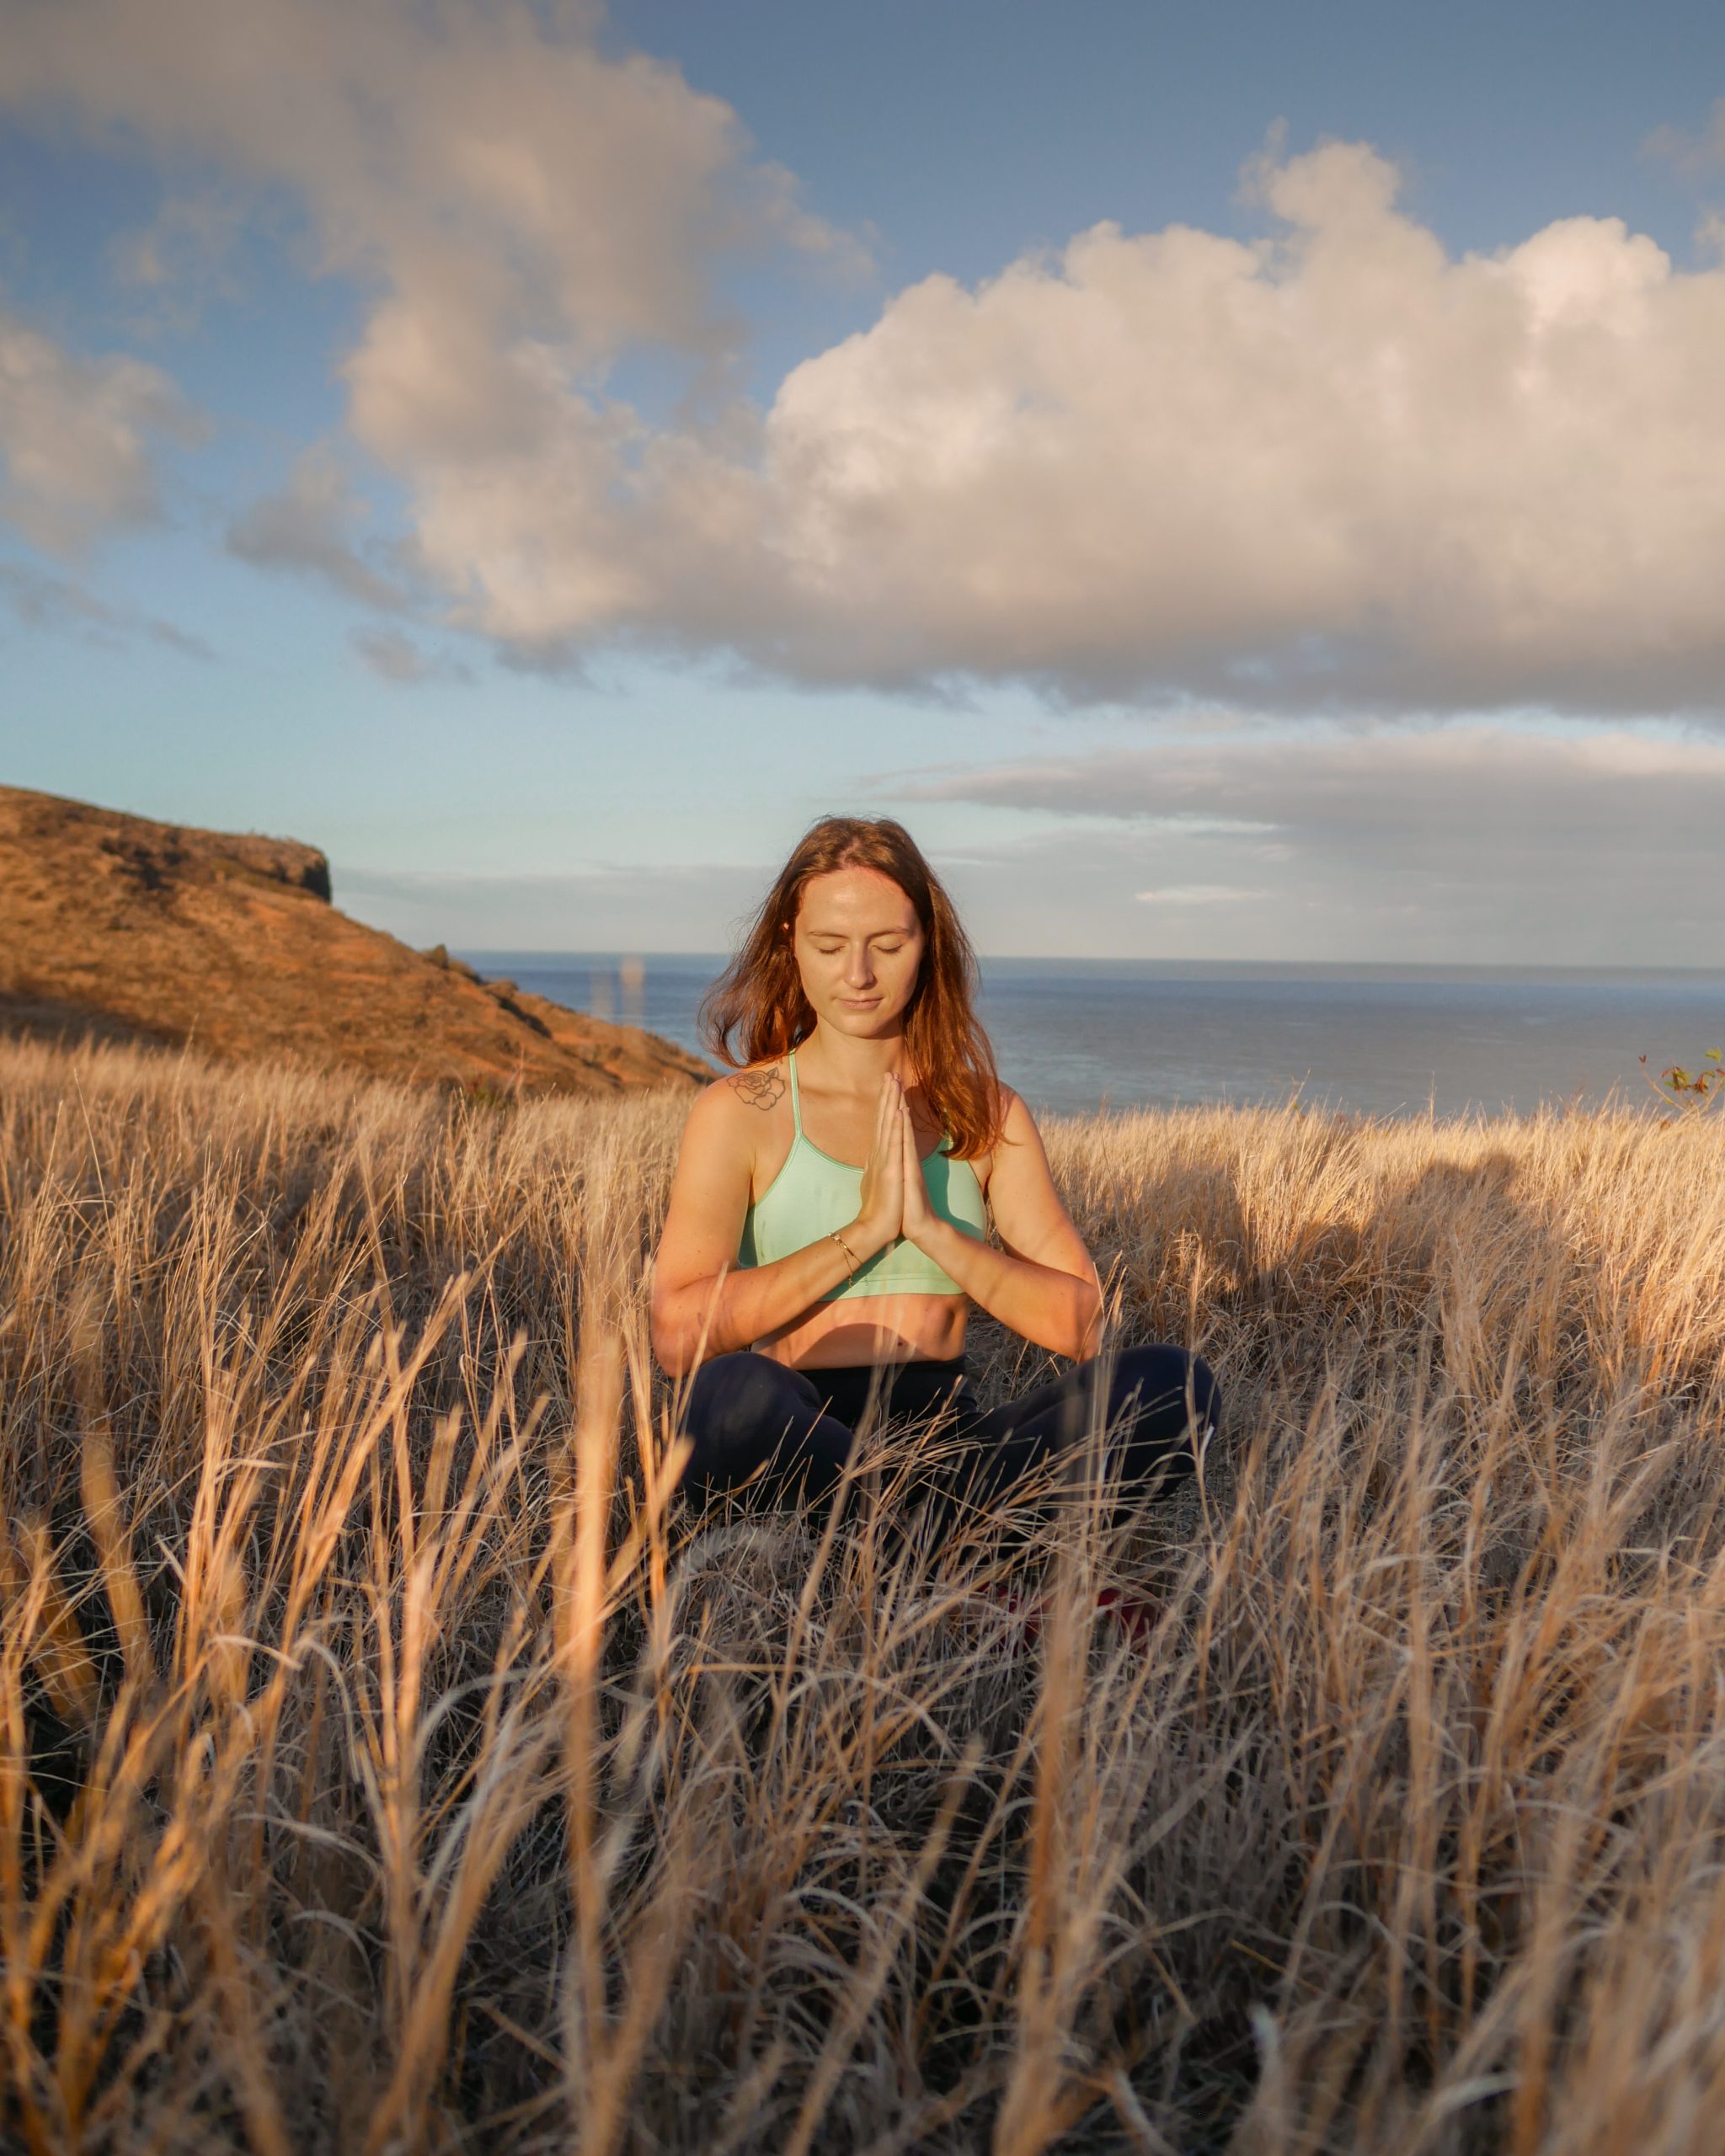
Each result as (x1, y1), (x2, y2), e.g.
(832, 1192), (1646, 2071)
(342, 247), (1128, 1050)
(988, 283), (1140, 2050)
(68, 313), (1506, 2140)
(0, 785), (711, 1096)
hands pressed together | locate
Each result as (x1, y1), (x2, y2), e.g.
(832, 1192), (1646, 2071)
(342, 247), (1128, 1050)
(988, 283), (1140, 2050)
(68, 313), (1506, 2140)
(849, 1070), (937, 1262)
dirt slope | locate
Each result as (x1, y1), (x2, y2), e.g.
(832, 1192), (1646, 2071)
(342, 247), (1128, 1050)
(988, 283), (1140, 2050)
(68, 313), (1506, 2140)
(0, 785), (711, 1096)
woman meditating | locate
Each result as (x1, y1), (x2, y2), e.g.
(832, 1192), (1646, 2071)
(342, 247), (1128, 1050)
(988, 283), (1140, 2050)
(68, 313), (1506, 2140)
(649, 816), (1219, 1524)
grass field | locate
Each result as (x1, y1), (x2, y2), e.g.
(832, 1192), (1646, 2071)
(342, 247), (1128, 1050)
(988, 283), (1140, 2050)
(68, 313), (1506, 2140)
(4, 1035), (1725, 2154)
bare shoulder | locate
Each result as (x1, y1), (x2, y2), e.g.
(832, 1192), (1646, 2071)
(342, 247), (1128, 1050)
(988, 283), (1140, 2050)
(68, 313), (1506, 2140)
(1000, 1084), (1056, 1158)
(972, 1084), (1034, 1193)
(668, 1063), (788, 1211)
(722, 1059), (789, 1113)
(692, 1057), (779, 1134)
(991, 1085), (1041, 1139)
(980, 1080), (1088, 1264)
(680, 1059), (786, 1139)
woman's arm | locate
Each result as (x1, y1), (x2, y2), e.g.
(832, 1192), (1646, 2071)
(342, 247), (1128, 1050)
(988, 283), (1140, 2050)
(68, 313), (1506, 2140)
(649, 1073), (904, 1375)
(900, 1086), (1102, 1360)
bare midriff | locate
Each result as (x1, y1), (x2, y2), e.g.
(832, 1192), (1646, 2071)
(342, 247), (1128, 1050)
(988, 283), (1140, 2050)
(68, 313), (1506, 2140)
(754, 1290), (969, 1370)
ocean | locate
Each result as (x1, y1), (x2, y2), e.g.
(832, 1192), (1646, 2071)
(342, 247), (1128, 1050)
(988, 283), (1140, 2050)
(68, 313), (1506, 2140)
(462, 952), (1725, 1122)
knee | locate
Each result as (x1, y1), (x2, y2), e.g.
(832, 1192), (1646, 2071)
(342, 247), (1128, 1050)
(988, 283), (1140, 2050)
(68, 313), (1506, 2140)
(1112, 1345), (1215, 1483)
(686, 1351), (820, 1449)
(1110, 1342), (1212, 1410)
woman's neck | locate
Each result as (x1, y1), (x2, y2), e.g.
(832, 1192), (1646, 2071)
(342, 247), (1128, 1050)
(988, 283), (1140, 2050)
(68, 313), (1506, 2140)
(798, 1022), (913, 1101)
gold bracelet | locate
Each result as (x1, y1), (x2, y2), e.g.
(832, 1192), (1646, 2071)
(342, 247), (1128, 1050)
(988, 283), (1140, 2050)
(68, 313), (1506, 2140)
(827, 1230), (861, 1281)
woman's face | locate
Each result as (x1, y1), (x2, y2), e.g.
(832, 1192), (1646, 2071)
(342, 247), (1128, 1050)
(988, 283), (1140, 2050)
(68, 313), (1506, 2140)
(791, 867), (925, 1038)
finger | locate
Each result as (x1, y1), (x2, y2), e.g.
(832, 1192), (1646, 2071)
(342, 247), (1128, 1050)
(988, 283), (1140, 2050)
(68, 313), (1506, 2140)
(875, 1075), (899, 1155)
(873, 1081), (896, 1171)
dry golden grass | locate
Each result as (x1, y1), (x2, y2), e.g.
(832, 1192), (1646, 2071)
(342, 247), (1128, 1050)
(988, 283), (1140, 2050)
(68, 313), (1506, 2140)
(3, 1034), (1725, 2154)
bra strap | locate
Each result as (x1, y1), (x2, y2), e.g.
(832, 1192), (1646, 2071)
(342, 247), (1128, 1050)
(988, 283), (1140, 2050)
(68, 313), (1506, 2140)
(787, 1045), (804, 1136)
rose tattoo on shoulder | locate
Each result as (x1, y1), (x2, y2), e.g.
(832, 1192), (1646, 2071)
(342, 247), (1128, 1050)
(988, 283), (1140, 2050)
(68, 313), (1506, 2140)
(729, 1066), (787, 1110)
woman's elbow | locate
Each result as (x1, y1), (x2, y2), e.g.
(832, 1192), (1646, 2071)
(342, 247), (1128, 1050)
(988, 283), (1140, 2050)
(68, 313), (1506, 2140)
(648, 1289), (689, 1377)
(1030, 1287), (1101, 1363)
(649, 1281), (727, 1377)
(1071, 1278), (1103, 1361)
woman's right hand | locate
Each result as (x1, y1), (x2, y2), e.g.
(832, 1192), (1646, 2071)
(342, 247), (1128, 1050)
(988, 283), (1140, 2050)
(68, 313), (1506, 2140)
(851, 1072), (906, 1257)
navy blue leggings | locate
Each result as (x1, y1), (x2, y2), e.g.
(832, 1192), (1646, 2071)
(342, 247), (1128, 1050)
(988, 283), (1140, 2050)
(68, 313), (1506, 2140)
(678, 1344), (1219, 1520)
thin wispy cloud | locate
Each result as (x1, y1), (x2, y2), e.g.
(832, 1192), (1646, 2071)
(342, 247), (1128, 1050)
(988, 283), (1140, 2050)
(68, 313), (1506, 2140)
(0, 306), (200, 552)
(349, 626), (470, 686)
(227, 448), (411, 614)
(0, 558), (212, 658)
(879, 723), (1725, 963)
(1135, 886), (1267, 905)
(1643, 97), (1725, 177)
(895, 723), (1725, 845)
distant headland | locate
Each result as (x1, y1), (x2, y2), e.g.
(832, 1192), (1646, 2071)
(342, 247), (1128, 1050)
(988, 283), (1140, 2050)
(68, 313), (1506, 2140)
(0, 784), (711, 1097)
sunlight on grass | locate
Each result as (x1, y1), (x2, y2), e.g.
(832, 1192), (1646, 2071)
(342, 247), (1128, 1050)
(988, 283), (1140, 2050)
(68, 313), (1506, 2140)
(3, 1037), (1723, 2152)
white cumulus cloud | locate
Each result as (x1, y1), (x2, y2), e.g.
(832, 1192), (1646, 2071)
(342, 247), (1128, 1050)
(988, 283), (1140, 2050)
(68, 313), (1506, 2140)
(713, 143), (1725, 710)
(353, 136), (1725, 710)
(0, 0), (855, 638)
(8, 3), (1725, 715)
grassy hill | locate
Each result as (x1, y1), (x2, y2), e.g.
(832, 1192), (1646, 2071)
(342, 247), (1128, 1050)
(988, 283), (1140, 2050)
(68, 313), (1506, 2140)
(0, 783), (709, 1096)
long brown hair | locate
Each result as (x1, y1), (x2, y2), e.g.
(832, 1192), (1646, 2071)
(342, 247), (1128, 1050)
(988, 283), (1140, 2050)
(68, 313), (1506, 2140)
(699, 817), (1004, 1159)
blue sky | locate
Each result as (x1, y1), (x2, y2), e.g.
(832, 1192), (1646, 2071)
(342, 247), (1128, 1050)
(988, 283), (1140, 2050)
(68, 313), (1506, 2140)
(3, 0), (1725, 962)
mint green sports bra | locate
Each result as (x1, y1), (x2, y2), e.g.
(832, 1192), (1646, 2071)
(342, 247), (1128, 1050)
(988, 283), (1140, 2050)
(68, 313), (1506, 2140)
(739, 1049), (989, 1300)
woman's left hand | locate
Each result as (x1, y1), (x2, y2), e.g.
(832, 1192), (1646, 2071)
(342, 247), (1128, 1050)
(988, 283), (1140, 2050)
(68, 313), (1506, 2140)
(897, 1080), (936, 1246)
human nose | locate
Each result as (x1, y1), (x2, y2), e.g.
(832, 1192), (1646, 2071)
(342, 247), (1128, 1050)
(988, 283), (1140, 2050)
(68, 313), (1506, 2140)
(841, 942), (876, 988)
